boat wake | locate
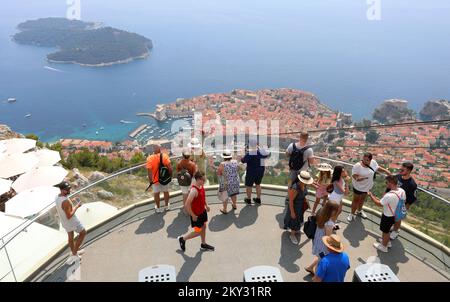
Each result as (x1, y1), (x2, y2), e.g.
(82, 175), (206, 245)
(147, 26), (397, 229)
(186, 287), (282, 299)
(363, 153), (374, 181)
(120, 120), (136, 124)
(44, 66), (64, 73)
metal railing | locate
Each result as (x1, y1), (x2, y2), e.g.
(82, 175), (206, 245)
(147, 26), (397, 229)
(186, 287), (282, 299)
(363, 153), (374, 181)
(1, 148), (448, 281)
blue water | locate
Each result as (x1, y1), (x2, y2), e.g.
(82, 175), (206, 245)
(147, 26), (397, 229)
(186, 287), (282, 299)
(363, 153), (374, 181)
(1, 0), (449, 142)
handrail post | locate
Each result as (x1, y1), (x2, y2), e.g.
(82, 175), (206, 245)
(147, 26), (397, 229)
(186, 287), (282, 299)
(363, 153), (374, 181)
(1, 238), (17, 282)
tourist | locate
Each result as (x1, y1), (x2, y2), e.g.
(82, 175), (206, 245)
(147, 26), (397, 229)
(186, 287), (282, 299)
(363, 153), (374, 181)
(284, 171), (314, 244)
(313, 234), (350, 282)
(176, 148), (197, 211)
(311, 163), (332, 215)
(54, 181), (86, 265)
(367, 175), (406, 253)
(240, 138), (270, 205)
(285, 132), (314, 202)
(328, 165), (349, 229)
(146, 144), (173, 213)
(188, 137), (207, 178)
(386, 162), (417, 240)
(305, 201), (339, 275)
(217, 150), (240, 214)
(348, 152), (390, 222)
(178, 171), (214, 252)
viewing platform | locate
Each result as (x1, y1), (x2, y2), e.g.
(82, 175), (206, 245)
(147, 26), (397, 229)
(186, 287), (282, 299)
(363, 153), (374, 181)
(26, 185), (449, 282)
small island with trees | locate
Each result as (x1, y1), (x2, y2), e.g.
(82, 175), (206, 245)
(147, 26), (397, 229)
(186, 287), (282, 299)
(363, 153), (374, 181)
(13, 17), (153, 67)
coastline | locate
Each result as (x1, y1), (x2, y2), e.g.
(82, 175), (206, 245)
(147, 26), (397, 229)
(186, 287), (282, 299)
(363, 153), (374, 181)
(47, 49), (150, 68)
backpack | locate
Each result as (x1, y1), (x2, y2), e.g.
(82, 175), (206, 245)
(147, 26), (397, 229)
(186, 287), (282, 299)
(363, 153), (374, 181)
(158, 153), (172, 185)
(387, 191), (407, 222)
(177, 168), (192, 186)
(288, 143), (310, 171)
(303, 215), (317, 239)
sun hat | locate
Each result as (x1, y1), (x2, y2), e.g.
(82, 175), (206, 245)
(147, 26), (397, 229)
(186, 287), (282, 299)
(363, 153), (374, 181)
(322, 234), (344, 253)
(187, 137), (201, 149)
(222, 149), (232, 159)
(317, 163), (333, 172)
(182, 147), (191, 157)
(297, 171), (314, 185)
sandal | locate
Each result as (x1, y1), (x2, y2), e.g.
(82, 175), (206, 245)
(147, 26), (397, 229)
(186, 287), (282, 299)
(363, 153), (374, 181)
(220, 209), (228, 215)
(232, 205), (237, 210)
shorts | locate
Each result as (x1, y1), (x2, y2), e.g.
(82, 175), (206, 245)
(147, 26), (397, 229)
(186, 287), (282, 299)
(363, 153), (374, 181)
(289, 170), (299, 183)
(315, 186), (328, 199)
(64, 220), (85, 234)
(245, 170), (264, 187)
(380, 214), (395, 234)
(191, 210), (208, 230)
(153, 183), (169, 193)
(180, 185), (190, 194)
(353, 187), (367, 195)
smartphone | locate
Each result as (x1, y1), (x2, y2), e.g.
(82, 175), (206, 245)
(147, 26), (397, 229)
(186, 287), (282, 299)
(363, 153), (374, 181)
(72, 197), (82, 207)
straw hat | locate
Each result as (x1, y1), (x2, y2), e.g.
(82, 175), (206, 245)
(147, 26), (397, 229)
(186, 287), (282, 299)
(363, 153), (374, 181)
(317, 163), (333, 172)
(222, 149), (232, 159)
(187, 137), (201, 149)
(322, 234), (344, 253)
(297, 171), (314, 185)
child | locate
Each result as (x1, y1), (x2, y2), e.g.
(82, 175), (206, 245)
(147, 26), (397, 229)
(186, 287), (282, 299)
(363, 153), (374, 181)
(311, 163), (333, 215)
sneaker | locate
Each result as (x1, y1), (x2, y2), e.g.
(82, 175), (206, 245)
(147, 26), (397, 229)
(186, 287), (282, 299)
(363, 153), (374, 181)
(77, 249), (85, 256)
(200, 243), (215, 251)
(165, 203), (171, 211)
(347, 214), (355, 222)
(155, 207), (161, 213)
(357, 210), (368, 219)
(289, 234), (299, 245)
(65, 255), (80, 265)
(378, 238), (392, 248)
(390, 231), (399, 240)
(253, 198), (261, 205)
(244, 198), (252, 205)
(178, 236), (186, 252)
(373, 242), (389, 253)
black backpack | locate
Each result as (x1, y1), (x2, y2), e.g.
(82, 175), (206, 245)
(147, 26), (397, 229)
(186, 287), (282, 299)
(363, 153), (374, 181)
(177, 168), (192, 186)
(303, 215), (317, 240)
(288, 143), (310, 171)
(158, 153), (172, 185)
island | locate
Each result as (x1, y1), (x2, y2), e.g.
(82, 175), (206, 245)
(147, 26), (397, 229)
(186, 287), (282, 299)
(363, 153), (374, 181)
(13, 17), (153, 67)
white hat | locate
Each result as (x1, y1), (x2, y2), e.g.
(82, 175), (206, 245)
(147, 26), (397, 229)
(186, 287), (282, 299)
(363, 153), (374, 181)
(187, 137), (201, 149)
(182, 147), (191, 157)
(222, 149), (232, 159)
(317, 163), (333, 172)
(298, 171), (314, 185)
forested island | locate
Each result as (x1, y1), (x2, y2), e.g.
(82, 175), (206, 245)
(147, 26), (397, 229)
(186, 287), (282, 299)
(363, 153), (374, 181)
(13, 17), (153, 67)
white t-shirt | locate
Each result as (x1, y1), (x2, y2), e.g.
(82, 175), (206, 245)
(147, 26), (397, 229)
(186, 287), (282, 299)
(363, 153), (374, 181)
(380, 188), (406, 217)
(351, 159), (379, 192)
(286, 142), (314, 171)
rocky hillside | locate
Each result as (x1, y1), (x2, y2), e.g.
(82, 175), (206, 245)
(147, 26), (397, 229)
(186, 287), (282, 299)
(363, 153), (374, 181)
(0, 124), (24, 140)
(420, 100), (450, 121)
(372, 99), (416, 123)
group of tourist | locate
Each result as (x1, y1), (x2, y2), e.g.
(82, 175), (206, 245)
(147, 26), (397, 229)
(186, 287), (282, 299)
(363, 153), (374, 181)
(51, 132), (418, 281)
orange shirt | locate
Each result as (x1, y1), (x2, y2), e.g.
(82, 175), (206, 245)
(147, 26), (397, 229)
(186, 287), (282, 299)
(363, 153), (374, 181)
(146, 153), (171, 184)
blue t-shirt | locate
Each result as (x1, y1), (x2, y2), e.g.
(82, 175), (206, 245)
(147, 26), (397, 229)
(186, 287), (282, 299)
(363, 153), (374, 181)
(241, 149), (269, 172)
(316, 252), (350, 282)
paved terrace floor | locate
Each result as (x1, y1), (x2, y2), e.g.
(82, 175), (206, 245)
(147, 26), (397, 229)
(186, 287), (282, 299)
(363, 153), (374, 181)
(34, 188), (449, 282)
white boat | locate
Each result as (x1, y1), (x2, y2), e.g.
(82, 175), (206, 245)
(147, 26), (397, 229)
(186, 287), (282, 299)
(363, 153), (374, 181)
(25, 114), (31, 118)
(100, 127), (104, 130)
(120, 120), (135, 124)
(96, 131), (99, 135)
(7, 98), (16, 103)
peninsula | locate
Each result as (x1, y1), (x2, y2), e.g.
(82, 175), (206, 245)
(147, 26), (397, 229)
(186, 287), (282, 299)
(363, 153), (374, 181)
(13, 17), (153, 67)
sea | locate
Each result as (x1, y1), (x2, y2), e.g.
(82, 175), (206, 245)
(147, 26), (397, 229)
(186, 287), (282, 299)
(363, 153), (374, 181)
(0, 0), (449, 143)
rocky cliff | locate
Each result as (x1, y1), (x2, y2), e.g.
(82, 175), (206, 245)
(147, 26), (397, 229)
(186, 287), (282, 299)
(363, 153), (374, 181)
(0, 124), (24, 140)
(419, 100), (450, 121)
(372, 99), (416, 123)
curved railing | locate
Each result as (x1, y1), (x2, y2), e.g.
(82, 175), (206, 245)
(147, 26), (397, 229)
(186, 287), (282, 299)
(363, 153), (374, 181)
(1, 148), (449, 281)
